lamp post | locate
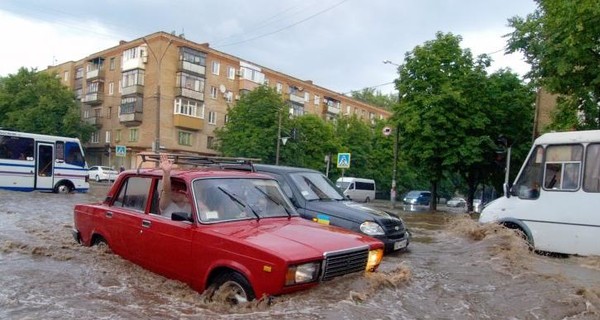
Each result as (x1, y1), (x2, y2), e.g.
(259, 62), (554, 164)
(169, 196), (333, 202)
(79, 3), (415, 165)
(383, 59), (401, 208)
(143, 36), (173, 154)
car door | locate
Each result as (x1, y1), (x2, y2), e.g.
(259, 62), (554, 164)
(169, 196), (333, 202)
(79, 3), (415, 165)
(137, 178), (194, 284)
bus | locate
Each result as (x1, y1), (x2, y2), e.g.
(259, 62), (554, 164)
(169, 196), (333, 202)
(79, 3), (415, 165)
(0, 129), (89, 193)
(479, 130), (600, 256)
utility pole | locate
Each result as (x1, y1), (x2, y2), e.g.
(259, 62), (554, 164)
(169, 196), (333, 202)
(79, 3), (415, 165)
(275, 108), (282, 165)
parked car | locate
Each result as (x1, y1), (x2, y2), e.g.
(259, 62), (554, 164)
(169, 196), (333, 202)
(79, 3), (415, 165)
(254, 164), (410, 253)
(88, 166), (118, 182)
(446, 197), (466, 207)
(403, 190), (432, 205)
(73, 153), (384, 304)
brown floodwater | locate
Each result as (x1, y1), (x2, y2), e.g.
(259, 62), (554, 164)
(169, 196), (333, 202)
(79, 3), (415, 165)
(1, 186), (599, 319)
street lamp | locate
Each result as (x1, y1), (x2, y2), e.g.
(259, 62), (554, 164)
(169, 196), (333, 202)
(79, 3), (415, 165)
(143, 36), (173, 154)
(383, 59), (400, 208)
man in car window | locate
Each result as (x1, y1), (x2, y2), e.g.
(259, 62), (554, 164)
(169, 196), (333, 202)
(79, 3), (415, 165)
(159, 153), (192, 218)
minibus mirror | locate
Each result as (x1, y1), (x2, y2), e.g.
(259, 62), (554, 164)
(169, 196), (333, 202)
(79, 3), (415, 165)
(503, 183), (511, 198)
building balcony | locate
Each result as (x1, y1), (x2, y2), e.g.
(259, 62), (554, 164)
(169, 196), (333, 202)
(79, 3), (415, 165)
(122, 57), (146, 72)
(178, 60), (206, 76)
(119, 112), (143, 126)
(173, 114), (203, 131)
(288, 94), (305, 104)
(86, 68), (105, 80)
(327, 105), (341, 115)
(176, 87), (204, 101)
(84, 116), (102, 128)
(83, 92), (103, 105)
(239, 78), (259, 91)
(122, 84), (145, 96)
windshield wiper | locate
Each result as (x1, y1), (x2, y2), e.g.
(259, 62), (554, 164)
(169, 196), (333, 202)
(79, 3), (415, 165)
(253, 186), (292, 218)
(217, 186), (260, 220)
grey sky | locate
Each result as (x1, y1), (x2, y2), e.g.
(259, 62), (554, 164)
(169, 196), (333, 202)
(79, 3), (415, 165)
(0, 0), (537, 95)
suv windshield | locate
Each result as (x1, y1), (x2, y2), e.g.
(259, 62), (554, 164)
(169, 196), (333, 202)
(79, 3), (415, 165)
(290, 172), (345, 201)
(193, 178), (297, 222)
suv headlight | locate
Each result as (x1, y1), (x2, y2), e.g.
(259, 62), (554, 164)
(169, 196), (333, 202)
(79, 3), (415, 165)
(285, 262), (320, 285)
(360, 221), (385, 236)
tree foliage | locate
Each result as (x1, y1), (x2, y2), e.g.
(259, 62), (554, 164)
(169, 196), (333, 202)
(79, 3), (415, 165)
(350, 88), (397, 111)
(0, 67), (94, 140)
(506, 0), (600, 130)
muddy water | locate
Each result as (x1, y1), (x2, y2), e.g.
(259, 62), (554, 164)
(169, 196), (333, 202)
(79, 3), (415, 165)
(1, 187), (599, 319)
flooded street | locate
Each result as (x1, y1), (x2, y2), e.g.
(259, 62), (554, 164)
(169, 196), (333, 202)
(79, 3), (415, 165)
(1, 186), (599, 319)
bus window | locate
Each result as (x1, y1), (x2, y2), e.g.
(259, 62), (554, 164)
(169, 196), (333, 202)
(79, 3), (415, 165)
(0, 135), (34, 160)
(584, 143), (600, 192)
(65, 142), (85, 167)
(514, 146), (543, 199)
(543, 144), (582, 191)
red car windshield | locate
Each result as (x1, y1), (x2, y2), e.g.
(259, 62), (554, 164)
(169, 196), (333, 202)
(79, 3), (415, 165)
(192, 178), (297, 222)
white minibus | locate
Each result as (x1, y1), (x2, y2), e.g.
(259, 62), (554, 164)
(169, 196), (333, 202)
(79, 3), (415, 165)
(479, 130), (600, 256)
(0, 129), (89, 193)
(336, 177), (376, 202)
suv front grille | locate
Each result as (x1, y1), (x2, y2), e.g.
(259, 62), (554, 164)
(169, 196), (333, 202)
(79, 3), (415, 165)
(321, 246), (369, 281)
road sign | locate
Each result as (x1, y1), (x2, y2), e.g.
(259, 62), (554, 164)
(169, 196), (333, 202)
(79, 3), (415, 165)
(115, 145), (126, 157)
(337, 153), (351, 169)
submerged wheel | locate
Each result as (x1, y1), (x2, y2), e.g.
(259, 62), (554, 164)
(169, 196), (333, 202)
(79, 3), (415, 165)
(365, 197), (371, 203)
(209, 271), (255, 305)
(95, 175), (101, 182)
(54, 182), (72, 194)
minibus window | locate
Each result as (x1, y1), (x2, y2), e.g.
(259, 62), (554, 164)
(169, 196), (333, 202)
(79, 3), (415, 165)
(514, 146), (543, 199)
(583, 144), (600, 193)
(543, 144), (582, 191)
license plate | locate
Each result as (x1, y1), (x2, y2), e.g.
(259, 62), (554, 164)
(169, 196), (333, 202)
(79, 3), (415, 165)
(393, 239), (407, 250)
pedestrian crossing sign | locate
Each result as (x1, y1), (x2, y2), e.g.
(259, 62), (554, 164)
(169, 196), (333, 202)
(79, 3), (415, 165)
(337, 153), (351, 169)
(115, 145), (126, 157)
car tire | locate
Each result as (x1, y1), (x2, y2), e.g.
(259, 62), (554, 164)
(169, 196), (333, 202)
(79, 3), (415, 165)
(209, 271), (255, 304)
(95, 175), (100, 182)
(365, 197), (371, 203)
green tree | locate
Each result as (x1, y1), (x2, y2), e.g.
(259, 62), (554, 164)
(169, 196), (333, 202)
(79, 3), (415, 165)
(350, 88), (397, 111)
(214, 85), (286, 163)
(506, 0), (600, 130)
(281, 114), (338, 170)
(330, 115), (374, 180)
(0, 67), (94, 140)
(394, 32), (493, 210)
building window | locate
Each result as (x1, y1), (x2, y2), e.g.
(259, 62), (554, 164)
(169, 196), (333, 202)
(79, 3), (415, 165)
(227, 67), (236, 80)
(207, 136), (215, 149)
(110, 57), (115, 70)
(118, 80), (122, 93)
(122, 69), (145, 87)
(346, 105), (351, 115)
(87, 81), (100, 93)
(107, 106), (112, 119)
(174, 98), (204, 118)
(128, 128), (139, 142)
(276, 82), (282, 93)
(224, 114), (229, 123)
(109, 82), (114, 95)
(180, 47), (206, 66)
(211, 61), (220, 75)
(176, 72), (204, 92)
(105, 131), (111, 144)
(91, 131), (99, 144)
(208, 111), (217, 125)
(75, 67), (83, 79)
(115, 129), (121, 142)
(210, 86), (218, 99)
(178, 131), (192, 146)
(304, 92), (309, 102)
(63, 71), (69, 82)
(314, 95), (320, 105)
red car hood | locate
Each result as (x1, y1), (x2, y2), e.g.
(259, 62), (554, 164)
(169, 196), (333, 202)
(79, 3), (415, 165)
(205, 217), (382, 261)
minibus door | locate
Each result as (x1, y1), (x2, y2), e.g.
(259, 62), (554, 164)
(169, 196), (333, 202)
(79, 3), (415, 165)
(36, 143), (54, 190)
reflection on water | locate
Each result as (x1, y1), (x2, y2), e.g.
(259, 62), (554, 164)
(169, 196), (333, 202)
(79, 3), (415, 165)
(0, 189), (599, 319)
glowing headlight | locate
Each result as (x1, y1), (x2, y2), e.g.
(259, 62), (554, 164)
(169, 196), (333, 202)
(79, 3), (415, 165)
(285, 262), (320, 285)
(360, 221), (385, 236)
(366, 248), (384, 272)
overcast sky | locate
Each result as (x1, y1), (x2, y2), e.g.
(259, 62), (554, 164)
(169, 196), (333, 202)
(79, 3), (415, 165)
(0, 0), (537, 95)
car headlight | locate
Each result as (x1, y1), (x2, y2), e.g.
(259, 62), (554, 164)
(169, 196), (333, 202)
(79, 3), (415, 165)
(360, 221), (385, 236)
(366, 248), (384, 272)
(285, 262), (320, 285)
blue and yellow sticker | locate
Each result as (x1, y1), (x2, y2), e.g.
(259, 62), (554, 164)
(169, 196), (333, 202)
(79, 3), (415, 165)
(313, 214), (330, 225)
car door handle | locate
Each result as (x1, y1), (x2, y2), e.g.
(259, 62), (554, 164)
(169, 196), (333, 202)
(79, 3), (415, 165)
(142, 220), (151, 228)
(105, 211), (113, 218)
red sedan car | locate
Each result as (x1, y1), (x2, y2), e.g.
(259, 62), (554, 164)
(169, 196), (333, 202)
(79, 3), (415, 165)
(72, 154), (384, 303)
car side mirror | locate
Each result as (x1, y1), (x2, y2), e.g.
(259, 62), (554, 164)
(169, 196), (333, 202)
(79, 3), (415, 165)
(172, 211), (193, 222)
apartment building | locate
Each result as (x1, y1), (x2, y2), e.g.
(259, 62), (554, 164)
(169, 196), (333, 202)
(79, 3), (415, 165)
(48, 31), (392, 169)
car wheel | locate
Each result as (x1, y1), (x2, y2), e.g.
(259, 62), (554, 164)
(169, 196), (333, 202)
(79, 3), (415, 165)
(365, 197), (371, 203)
(95, 175), (100, 182)
(209, 271), (255, 305)
(54, 182), (72, 194)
